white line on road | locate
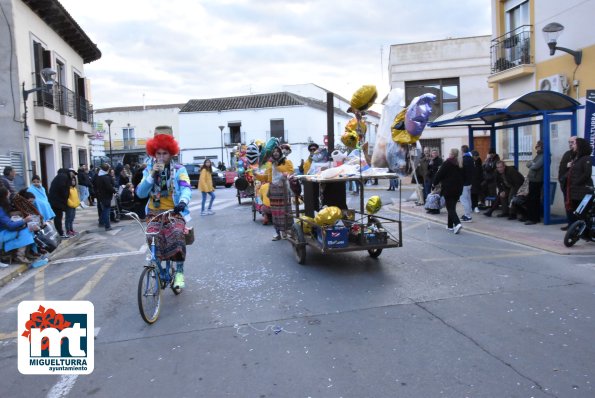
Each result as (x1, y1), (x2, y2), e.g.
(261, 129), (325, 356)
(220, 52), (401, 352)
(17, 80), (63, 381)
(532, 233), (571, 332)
(46, 328), (101, 398)
(50, 244), (147, 265)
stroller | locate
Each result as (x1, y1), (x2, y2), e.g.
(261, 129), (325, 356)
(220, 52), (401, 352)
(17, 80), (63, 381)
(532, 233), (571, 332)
(112, 185), (136, 221)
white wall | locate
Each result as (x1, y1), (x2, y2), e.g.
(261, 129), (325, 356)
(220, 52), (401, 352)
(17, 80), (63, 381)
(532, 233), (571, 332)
(179, 105), (354, 167)
(12, 0), (94, 181)
(95, 106), (183, 142)
(389, 36), (493, 152)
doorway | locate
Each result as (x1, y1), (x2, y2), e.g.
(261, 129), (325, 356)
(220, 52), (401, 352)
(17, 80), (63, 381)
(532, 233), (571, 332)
(38, 143), (55, 190)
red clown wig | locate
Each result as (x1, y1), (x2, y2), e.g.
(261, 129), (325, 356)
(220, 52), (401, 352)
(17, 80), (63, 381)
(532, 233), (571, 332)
(146, 133), (180, 157)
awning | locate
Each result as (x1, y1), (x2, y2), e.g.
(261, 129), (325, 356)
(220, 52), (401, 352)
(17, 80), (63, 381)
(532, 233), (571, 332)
(429, 90), (581, 127)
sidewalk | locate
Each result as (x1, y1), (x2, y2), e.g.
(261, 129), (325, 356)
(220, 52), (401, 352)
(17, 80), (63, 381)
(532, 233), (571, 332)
(0, 205), (98, 287)
(385, 183), (595, 256)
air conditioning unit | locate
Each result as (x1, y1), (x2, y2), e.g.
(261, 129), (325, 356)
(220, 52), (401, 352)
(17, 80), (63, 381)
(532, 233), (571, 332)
(538, 74), (567, 93)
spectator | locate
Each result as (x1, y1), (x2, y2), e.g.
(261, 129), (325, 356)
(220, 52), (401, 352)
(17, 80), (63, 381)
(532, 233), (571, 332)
(524, 141), (544, 225)
(94, 163), (117, 231)
(432, 148), (464, 234)
(199, 159), (216, 216)
(0, 166), (17, 198)
(65, 170), (80, 236)
(564, 138), (594, 228)
(27, 175), (55, 222)
(558, 136), (576, 230)
(416, 147), (430, 197)
(423, 149), (443, 197)
(48, 168), (72, 238)
(77, 164), (92, 208)
(459, 145), (474, 222)
(119, 164), (132, 186)
(483, 161), (525, 219)
(470, 150), (484, 212)
(217, 161), (226, 171)
(0, 187), (39, 264)
(482, 148), (500, 205)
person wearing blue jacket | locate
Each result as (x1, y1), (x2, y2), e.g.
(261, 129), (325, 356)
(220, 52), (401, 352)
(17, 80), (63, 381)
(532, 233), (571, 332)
(136, 133), (191, 289)
(0, 187), (38, 264)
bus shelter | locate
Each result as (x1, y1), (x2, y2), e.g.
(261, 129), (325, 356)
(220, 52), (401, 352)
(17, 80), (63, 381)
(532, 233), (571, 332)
(428, 90), (582, 225)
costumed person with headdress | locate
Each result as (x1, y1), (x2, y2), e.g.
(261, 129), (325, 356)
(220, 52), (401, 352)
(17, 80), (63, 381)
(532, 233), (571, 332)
(303, 142), (319, 175)
(255, 143), (294, 241)
(136, 133), (192, 289)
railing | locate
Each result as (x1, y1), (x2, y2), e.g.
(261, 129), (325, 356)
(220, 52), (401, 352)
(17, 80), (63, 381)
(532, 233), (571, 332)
(490, 25), (532, 74)
(104, 138), (147, 151)
(32, 74), (94, 127)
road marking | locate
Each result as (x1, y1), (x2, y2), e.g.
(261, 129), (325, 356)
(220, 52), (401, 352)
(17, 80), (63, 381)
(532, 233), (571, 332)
(71, 259), (115, 301)
(50, 246), (146, 265)
(46, 328), (101, 398)
(34, 269), (45, 301)
(48, 266), (89, 287)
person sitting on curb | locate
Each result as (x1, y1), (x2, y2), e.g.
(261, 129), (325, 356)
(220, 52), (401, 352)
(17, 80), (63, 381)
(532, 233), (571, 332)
(483, 161), (524, 219)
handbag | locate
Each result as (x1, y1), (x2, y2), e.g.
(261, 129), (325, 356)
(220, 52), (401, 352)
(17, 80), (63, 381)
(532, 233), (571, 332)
(34, 223), (61, 253)
(184, 226), (195, 246)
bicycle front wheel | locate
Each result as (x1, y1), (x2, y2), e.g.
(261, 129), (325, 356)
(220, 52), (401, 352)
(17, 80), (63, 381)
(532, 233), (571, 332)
(138, 267), (162, 324)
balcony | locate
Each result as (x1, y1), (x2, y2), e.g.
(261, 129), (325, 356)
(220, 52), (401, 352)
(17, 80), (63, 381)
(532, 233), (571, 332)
(104, 138), (148, 151)
(32, 76), (94, 133)
(488, 25), (535, 84)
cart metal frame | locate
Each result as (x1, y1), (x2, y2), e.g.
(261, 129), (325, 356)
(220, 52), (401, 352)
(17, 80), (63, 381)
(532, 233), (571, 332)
(286, 174), (403, 264)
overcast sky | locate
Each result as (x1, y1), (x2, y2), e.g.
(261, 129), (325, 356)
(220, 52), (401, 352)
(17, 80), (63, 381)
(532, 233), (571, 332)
(58, 0), (491, 109)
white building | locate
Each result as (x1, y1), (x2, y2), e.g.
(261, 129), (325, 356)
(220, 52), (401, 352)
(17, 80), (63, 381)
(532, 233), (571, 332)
(0, 0), (100, 188)
(179, 86), (380, 168)
(389, 35), (493, 157)
(93, 104), (185, 167)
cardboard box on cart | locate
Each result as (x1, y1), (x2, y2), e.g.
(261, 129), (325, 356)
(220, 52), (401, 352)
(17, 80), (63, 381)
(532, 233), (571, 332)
(316, 225), (349, 248)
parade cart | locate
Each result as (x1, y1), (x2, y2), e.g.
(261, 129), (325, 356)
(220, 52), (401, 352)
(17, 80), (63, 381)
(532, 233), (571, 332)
(234, 176), (255, 205)
(286, 174), (402, 264)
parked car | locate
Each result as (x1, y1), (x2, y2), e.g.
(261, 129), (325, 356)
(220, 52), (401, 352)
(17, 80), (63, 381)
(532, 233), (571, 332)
(183, 164), (231, 188)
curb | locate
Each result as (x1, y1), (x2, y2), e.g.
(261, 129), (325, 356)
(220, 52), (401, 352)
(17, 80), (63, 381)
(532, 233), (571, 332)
(0, 230), (89, 288)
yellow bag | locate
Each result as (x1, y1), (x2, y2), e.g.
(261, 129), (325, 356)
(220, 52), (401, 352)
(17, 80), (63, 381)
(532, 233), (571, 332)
(315, 206), (342, 226)
(349, 85), (378, 112)
(67, 187), (81, 208)
(366, 196), (382, 214)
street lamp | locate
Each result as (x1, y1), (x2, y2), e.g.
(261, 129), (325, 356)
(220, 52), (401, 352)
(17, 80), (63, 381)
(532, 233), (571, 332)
(542, 22), (582, 65)
(22, 68), (56, 181)
(218, 125), (225, 165)
(105, 119), (113, 164)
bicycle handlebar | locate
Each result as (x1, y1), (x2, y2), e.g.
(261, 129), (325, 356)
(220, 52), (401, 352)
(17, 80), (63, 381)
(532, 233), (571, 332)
(122, 209), (179, 236)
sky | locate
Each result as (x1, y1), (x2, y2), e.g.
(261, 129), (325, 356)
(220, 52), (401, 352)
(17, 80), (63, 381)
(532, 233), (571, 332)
(58, 0), (492, 110)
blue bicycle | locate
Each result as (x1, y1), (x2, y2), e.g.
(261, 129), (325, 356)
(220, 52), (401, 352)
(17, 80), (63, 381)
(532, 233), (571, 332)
(125, 210), (182, 324)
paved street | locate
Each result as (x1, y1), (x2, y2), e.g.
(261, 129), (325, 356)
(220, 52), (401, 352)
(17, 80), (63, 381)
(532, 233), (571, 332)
(1, 183), (595, 398)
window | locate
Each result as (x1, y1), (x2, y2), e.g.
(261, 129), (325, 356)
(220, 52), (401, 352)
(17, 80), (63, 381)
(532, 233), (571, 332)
(504, 125), (533, 161)
(505, 0), (529, 33)
(61, 147), (73, 169)
(405, 78), (459, 121)
(78, 149), (87, 167)
(270, 119), (286, 142)
(228, 122), (242, 144)
(122, 127), (135, 149)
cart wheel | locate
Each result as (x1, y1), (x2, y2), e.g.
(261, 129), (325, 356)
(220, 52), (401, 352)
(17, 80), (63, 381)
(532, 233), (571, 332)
(291, 223), (307, 265)
(368, 248), (382, 258)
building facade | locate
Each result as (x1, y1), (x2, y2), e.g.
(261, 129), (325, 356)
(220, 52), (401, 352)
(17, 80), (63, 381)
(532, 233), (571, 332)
(178, 88), (379, 168)
(487, 0), (595, 212)
(389, 35), (494, 158)
(0, 0), (100, 188)
(93, 104), (185, 167)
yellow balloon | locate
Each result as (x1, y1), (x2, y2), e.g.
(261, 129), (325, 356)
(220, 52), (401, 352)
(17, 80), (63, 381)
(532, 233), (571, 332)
(341, 130), (359, 149)
(315, 206), (342, 226)
(349, 85), (377, 112)
(345, 118), (367, 135)
(366, 196), (382, 214)
(299, 216), (316, 234)
(391, 108), (419, 144)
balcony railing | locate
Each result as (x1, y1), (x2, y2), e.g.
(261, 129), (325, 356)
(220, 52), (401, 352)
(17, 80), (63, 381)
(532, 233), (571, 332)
(104, 138), (147, 151)
(490, 25), (532, 74)
(32, 75), (94, 127)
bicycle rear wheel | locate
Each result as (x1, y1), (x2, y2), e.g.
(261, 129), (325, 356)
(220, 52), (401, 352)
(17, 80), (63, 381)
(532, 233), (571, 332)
(138, 267), (162, 324)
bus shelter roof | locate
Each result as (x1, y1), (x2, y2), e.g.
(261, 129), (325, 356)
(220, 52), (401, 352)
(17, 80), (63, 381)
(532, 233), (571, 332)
(429, 90), (581, 127)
